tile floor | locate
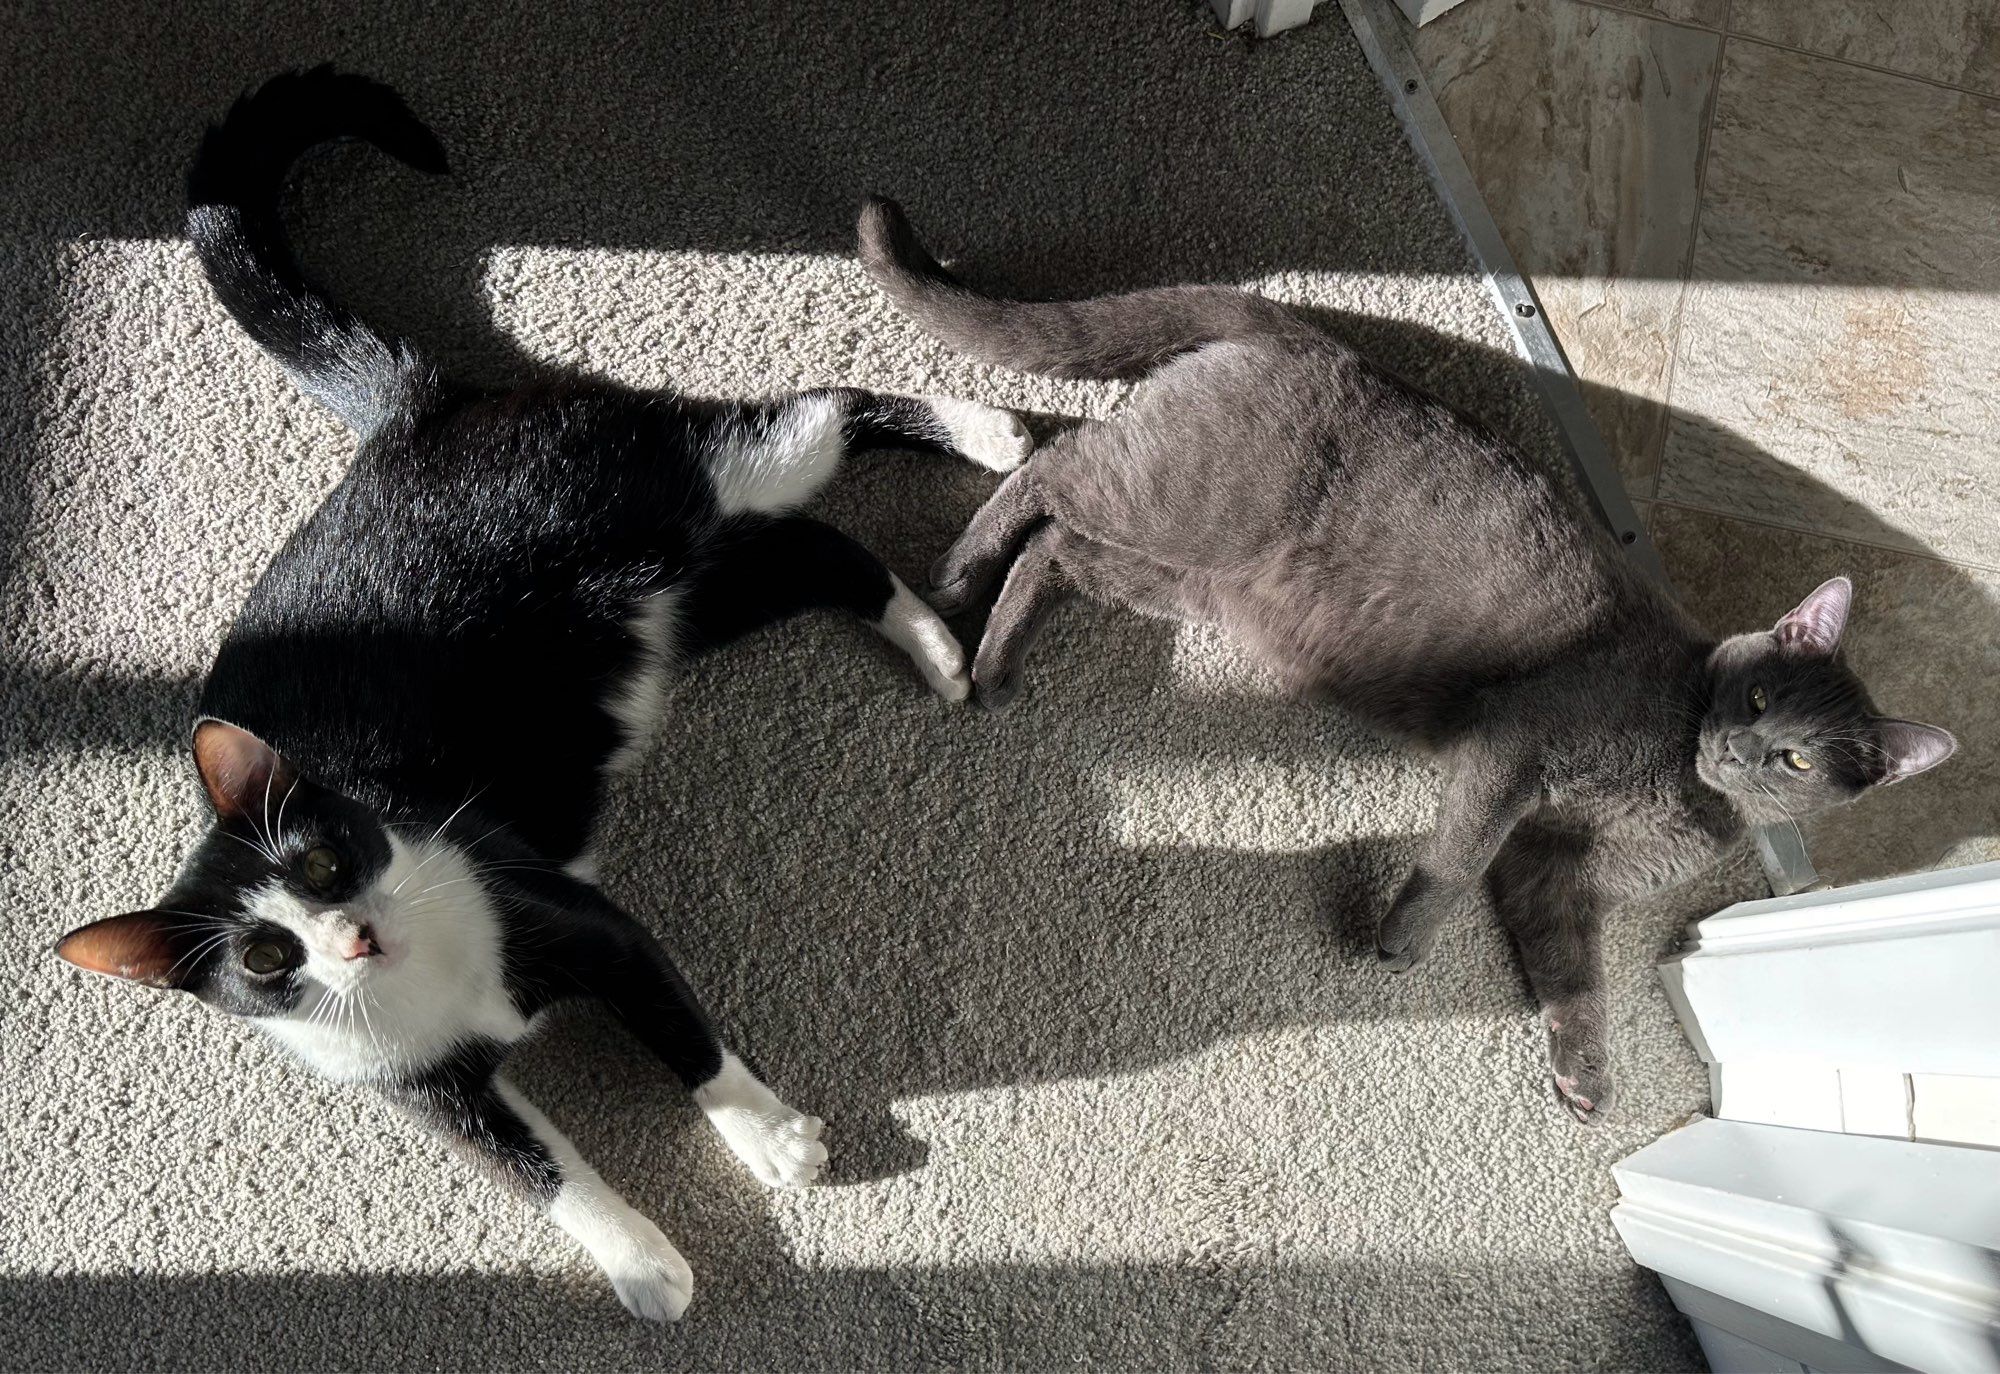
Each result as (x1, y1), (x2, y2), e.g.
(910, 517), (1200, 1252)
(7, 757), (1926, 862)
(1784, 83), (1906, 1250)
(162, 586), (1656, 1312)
(1412, 0), (2000, 882)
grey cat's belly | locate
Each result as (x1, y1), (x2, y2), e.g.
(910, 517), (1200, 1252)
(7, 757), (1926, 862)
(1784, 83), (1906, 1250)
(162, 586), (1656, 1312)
(1045, 339), (1624, 735)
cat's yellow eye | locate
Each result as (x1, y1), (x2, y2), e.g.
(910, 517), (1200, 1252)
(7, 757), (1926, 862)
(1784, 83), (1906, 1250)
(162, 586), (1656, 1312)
(243, 941), (289, 975)
(1785, 750), (1813, 771)
(1750, 685), (1768, 714)
(301, 844), (342, 891)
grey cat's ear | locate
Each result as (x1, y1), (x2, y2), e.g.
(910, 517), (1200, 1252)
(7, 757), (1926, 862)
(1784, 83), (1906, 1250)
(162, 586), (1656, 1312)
(1774, 576), (1852, 658)
(55, 911), (193, 989)
(1872, 719), (1956, 786)
(192, 718), (297, 820)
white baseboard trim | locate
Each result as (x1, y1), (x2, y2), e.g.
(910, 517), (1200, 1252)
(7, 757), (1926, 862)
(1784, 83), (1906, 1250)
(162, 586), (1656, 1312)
(1658, 861), (2000, 1078)
(1613, 1118), (2000, 1374)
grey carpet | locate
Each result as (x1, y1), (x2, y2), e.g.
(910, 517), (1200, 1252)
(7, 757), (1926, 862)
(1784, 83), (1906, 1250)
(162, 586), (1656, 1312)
(0, 2), (1744, 1368)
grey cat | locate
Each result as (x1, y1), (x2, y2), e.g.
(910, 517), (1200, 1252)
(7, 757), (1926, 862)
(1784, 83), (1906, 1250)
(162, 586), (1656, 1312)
(857, 197), (1957, 1123)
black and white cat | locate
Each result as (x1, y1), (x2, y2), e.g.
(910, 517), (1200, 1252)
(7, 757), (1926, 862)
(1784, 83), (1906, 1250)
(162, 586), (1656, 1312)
(52, 70), (1030, 1322)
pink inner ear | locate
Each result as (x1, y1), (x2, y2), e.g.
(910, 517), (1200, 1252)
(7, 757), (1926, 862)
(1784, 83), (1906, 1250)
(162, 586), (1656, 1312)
(1776, 576), (1852, 657)
(56, 911), (188, 988)
(192, 719), (294, 820)
(1876, 719), (1957, 785)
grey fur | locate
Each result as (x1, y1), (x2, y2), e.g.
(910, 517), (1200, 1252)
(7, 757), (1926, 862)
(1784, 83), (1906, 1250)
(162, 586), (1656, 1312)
(860, 197), (1958, 1123)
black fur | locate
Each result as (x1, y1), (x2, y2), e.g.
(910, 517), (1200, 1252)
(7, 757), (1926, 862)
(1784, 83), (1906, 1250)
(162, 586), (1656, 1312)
(53, 71), (1004, 1316)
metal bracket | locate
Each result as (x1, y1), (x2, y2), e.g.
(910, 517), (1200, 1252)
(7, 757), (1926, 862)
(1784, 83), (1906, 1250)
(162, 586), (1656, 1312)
(1337, 0), (1820, 898)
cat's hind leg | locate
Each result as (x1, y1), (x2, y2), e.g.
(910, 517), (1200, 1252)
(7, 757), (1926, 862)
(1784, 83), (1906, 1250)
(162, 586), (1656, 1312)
(826, 387), (1034, 475)
(930, 465), (1050, 614)
(685, 513), (967, 700)
(971, 522), (1085, 710)
(702, 389), (1031, 521)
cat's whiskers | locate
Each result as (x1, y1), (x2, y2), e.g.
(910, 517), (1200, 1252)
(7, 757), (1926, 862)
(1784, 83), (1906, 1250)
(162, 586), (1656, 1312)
(273, 776), (301, 853)
(388, 820), (507, 899)
(222, 830), (282, 868)
(163, 928), (235, 983)
(1749, 774), (1809, 856)
(427, 788), (490, 849)
(353, 987), (384, 1060)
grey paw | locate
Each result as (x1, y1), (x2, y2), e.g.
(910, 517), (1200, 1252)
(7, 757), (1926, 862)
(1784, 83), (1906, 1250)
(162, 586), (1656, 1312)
(1549, 1024), (1615, 1125)
(1375, 937), (1428, 973)
(1374, 880), (1450, 972)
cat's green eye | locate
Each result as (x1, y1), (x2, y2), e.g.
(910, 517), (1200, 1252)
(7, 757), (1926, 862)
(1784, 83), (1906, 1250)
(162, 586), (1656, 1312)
(1750, 685), (1768, 714)
(301, 844), (342, 891)
(243, 941), (289, 975)
(1785, 749), (1813, 771)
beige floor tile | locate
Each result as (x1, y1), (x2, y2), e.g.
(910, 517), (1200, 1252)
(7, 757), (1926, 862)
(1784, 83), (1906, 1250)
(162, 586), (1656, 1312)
(1654, 503), (2000, 885)
(1416, 1), (1716, 490)
(1730, 0), (2000, 97)
(1655, 41), (2000, 568)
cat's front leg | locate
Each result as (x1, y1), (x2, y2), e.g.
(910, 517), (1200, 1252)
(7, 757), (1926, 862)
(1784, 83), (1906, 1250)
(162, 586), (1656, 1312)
(1487, 826), (1614, 1124)
(1377, 754), (1539, 971)
(391, 1056), (694, 1321)
(514, 871), (828, 1188)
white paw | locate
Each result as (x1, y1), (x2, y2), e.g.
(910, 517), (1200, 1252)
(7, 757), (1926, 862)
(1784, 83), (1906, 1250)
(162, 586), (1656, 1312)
(932, 398), (1034, 473)
(918, 634), (970, 703)
(695, 1052), (830, 1188)
(875, 579), (971, 702)
(709, 1103), (829, 1188)
(603, 1218), (694, 1322)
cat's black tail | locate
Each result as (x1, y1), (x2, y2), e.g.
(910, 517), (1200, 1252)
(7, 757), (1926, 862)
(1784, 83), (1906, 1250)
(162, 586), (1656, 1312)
(186, 67), (448, 433)
(857, 196), (1312, 382)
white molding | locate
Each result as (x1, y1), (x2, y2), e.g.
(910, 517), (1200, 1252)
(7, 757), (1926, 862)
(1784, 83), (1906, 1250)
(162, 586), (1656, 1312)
(1208, 0), (1320, 34)
(1254, 0), (1318, 35)
(1664, 1279), (1905, 1374)
(1658, 861), (2000, 1078)
(1393, 0), (1473, 23)
(1613, 1118), (2000, 1374)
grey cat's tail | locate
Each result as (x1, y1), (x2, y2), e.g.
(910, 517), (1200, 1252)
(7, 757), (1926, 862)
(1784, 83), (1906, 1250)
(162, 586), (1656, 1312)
(186, 67), (448, 434)
(857, 197), (1308, 381)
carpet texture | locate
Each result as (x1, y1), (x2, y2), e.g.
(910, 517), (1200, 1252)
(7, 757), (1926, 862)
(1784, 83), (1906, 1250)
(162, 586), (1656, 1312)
(0, 2), (1744, 1368)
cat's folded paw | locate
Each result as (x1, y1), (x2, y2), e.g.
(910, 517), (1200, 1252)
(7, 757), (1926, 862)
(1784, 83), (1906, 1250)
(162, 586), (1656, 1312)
(1548, 1022), (1615, 1126)
(1375, 944), (1424, 973)
(933, 398), (1034, 474)
(875, 580), (970, 702)
(918, 637), (971, 704)
(972, 663), (1023, 713)
(1374, 890), (1447, 972)
(710, 1102), (828, 1188)
(601, 1216), (694, 1322)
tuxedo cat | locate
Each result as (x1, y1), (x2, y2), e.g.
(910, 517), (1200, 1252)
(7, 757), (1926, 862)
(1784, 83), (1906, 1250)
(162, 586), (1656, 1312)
(52, 71), (1031, 1322)
(856, 196), (1957, 1124)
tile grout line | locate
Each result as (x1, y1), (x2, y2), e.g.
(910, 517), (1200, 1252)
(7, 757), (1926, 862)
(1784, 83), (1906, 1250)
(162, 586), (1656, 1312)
(1648, 495), (2000, 577)
(1572, 0), (2000, 101)
(1726, 31), (2000, 102)
(1647, 2), (1729, 501)
(1571, 0), (1721, 37)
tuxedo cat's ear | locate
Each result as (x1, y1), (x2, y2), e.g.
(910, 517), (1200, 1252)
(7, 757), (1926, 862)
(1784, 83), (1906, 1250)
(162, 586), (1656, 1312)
(192, 719), (296, 820)
(1872, 718), (1956, 786)
(1774, 576), (1852, 658)
(55, 911), (194, 988)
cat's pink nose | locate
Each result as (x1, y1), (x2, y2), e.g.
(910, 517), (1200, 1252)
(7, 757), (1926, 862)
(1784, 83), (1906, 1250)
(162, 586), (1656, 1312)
(343, 924), (381, 961)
